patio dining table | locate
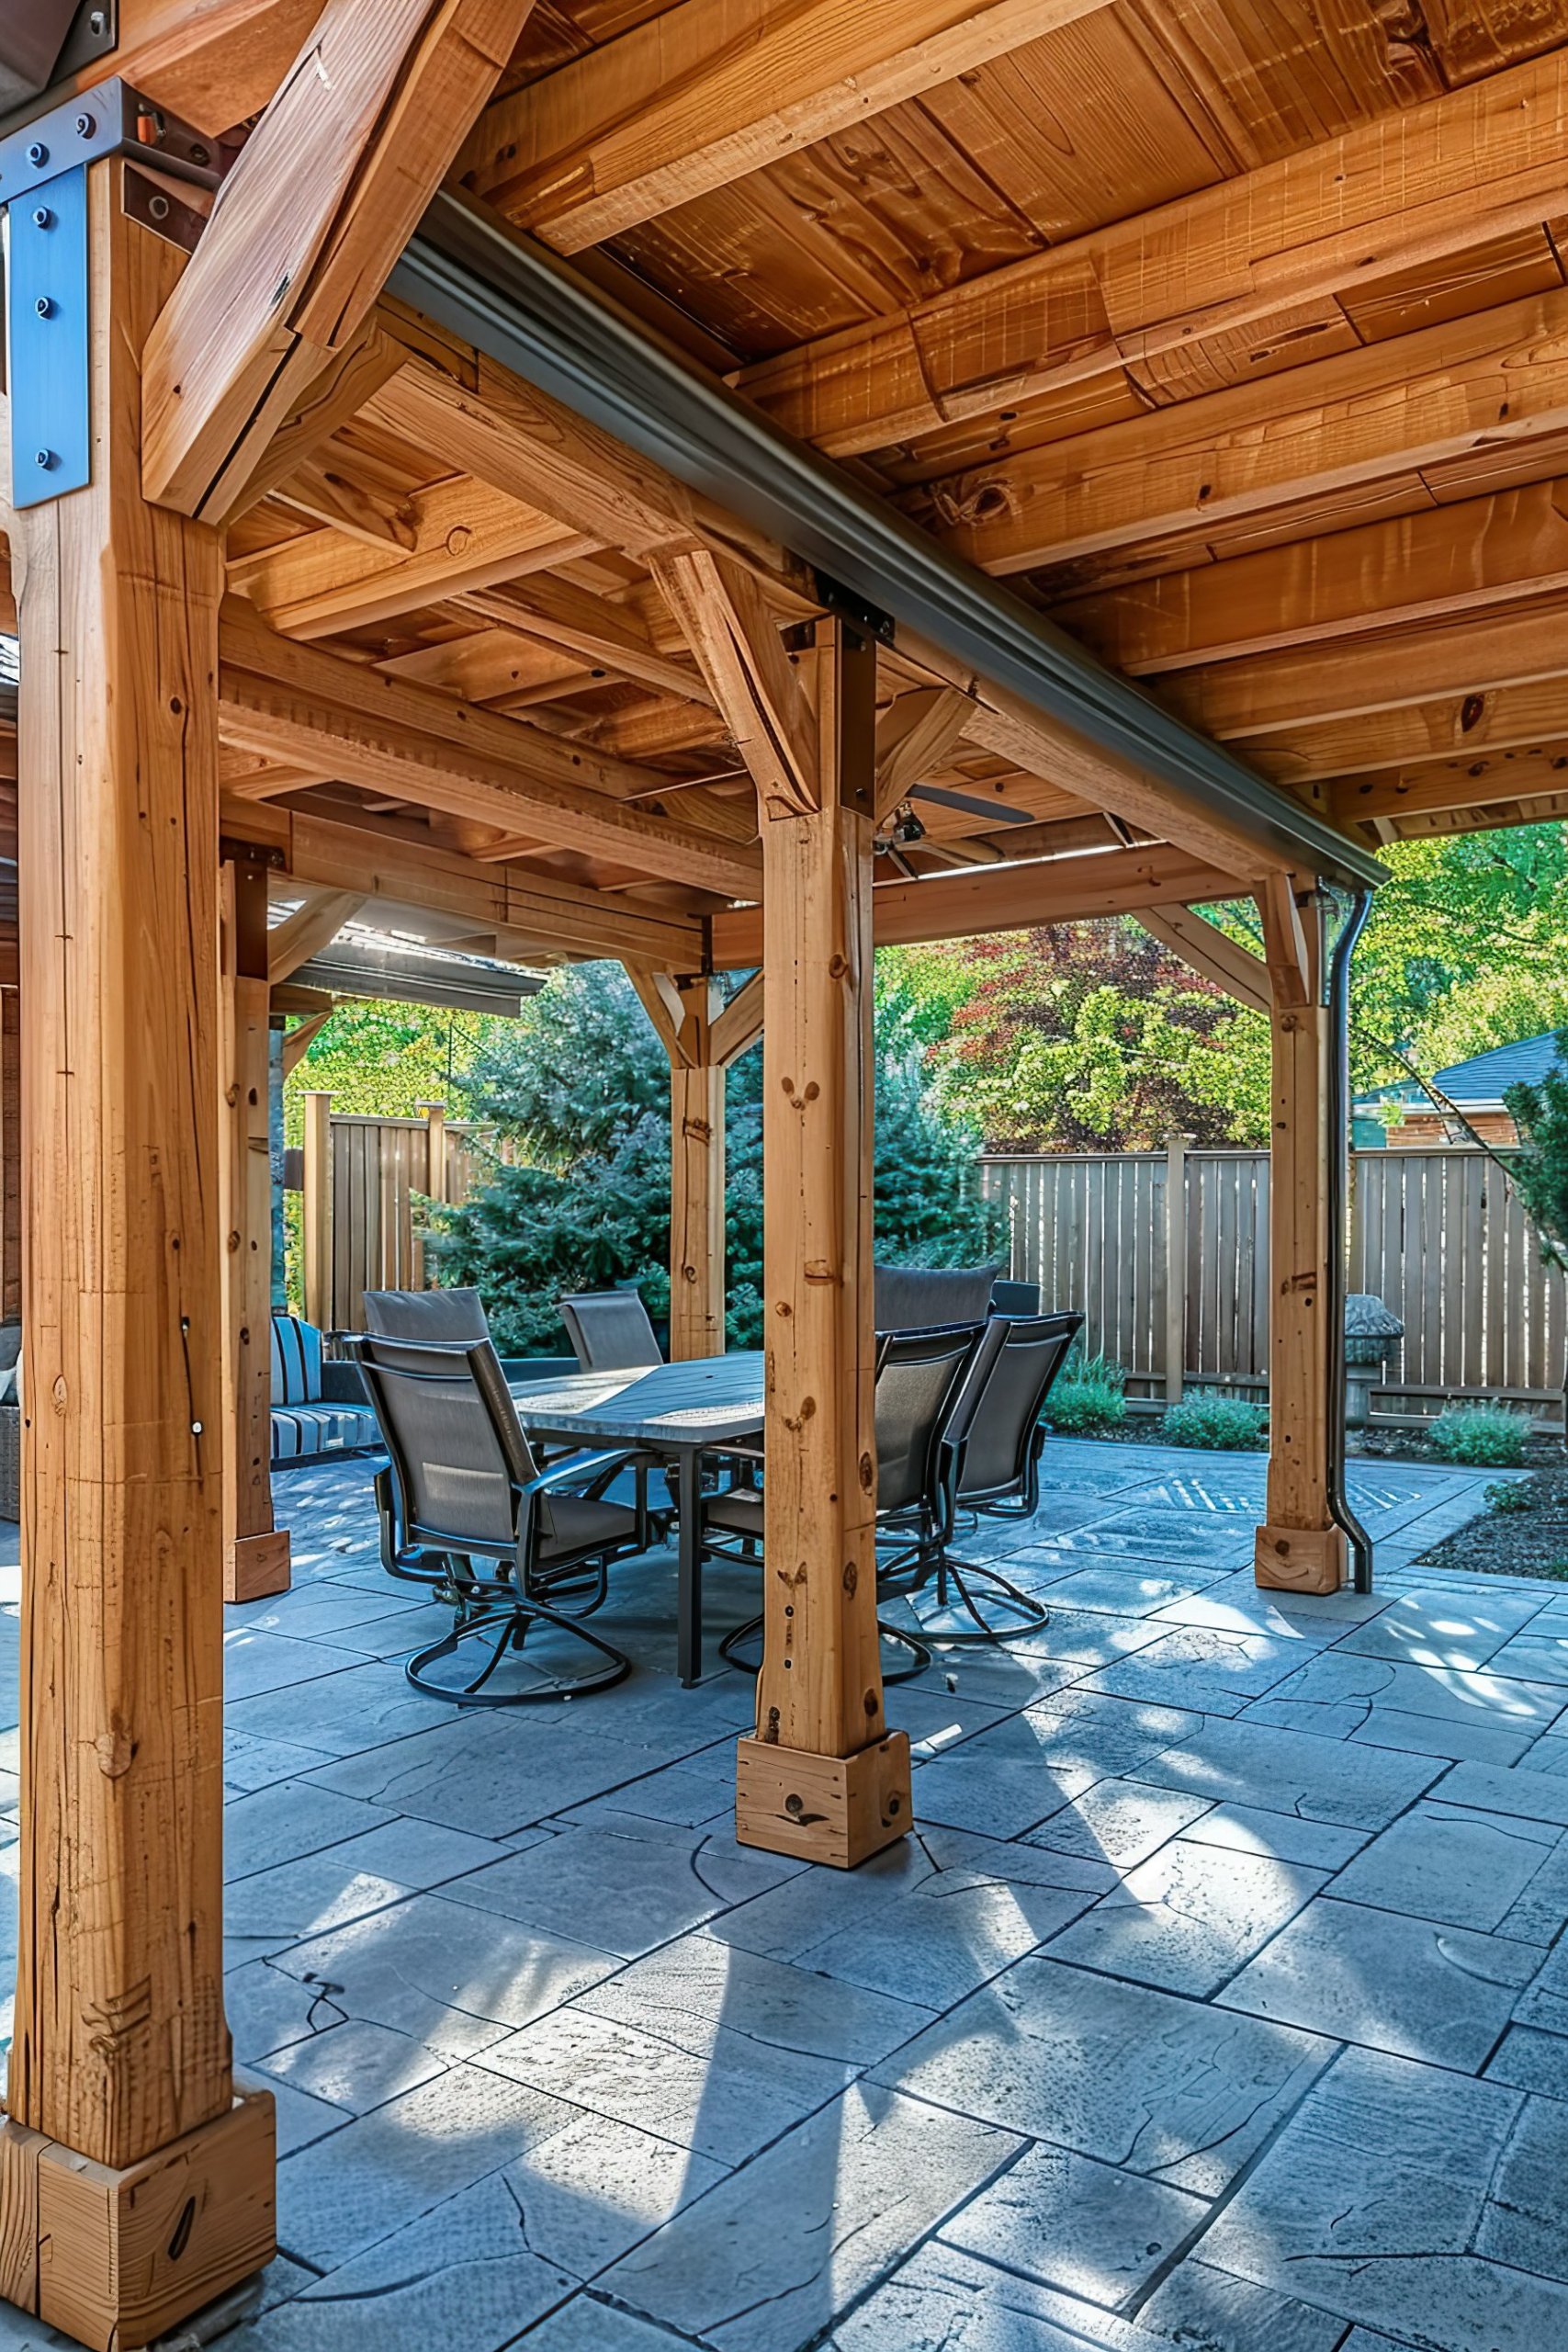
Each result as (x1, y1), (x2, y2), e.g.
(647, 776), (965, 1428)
(509, 1351), (763, 1685)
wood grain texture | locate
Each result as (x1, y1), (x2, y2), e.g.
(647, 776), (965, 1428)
(7, 164), (231, 2168)
(142, 0), (535, 517)
(735, 44), (1568, 456)
(900, 284), (1568, 575)
(753, 619), (887, 1763)
(220, 865), (286, 1600)
(669, 977), (728, 1361)
(462, 0), (1110, 250)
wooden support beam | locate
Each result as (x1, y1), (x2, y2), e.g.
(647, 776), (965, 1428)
(735, 46), (1568, 458)
(710, 969), (765, 1068)
(220, 859), (290, 1606)
(1250, 671), (1568, 791)
(1, 159), (274, 2335)
(281, 1005), (335, 1074)
(670, 978), (726, 1362)
(711, 844), (1239, 965)
(270, 803), (707, 968)
(1055, 479), (1568, 678)
(141, 0), (535, 520)
(874, 688), (976, 823)
(1255, 893), (1346, 1597)
(901, 285), (1568, 578)
(266, 888), (363, 985)
(0, 989), (17, 1327)
(365, 351), (705, 565)
(1159, 594), (1568, 744)
(736, 616), (909, 1867)
(461, 0), (1108, 253)
(1140, 905), (1271, 1017)
(1330, 743), (1568, 829)
(230, 474), (593, 639)
(218, 607), (763, 900)
(652, 548), (817, 819)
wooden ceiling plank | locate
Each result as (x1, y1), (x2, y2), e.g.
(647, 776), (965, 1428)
(460, 0), (1112, 252)
(900, 284), (1568, 576)
(142, 0), (534, 519)
(733, 46), (1568, 457)
(460, 580), (716, 706)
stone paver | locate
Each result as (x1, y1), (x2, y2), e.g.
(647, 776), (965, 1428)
(66, 1439), (1566, 2352)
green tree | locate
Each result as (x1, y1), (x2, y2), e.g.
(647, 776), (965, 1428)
(1504, 1035), (1568, 1437)
(428, 961), (993, 1351)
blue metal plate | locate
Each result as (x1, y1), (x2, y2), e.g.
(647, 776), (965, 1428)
(9, 161), (88, 507)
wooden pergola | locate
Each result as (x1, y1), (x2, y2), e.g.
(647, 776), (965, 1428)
(0, 2), (1565, 2341)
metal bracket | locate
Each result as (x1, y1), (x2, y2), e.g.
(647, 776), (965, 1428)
(219, 839), (288, 872)
(1, 77), (224, 508)
(812, 569), (895, 645)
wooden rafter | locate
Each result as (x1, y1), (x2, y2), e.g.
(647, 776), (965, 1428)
(901, 286), (1568, 578)
(219, 605), (761, 898)
(266, 888), (363, 983)
(142, 0), (535, 520)
(1141, 905), (1271, 1016)
(733, 46), (1568, 458)
(460, 0), (1111, 253)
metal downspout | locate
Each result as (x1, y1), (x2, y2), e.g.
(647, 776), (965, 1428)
(1325, 888), (1375, 1592)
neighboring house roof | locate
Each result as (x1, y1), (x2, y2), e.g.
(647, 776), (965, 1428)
(1358, 1032), (1566, 1111)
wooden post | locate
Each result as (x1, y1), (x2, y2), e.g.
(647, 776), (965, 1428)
(220, 855), (289, 1605)
(0, 159), (274, 2347)
(413, 1101), (446, 1289)
(1255, 883), (1347, 1595)
(0, 987), (18, 1325)
(422, 1100), (449, 1205)
(670, 979), (726, 1361)
(735, 619), (910, 1870)
(301, 1090), (333, 1329)
(1164, 1130), (1190, 1407)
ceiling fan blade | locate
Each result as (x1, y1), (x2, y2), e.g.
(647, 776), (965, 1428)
(911, 783), (1034, 826)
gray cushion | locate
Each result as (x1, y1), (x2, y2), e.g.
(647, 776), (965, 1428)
(540, 1495), (638, 1559)
(703, 1487), (764, 1538)
(874, 1263), (1000, 1333)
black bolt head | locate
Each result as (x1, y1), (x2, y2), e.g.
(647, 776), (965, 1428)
(74, 114), (94, 139)
(34, 297), (51, 318)
(31, 207), (51, 229)
(27, 142), (47, 167)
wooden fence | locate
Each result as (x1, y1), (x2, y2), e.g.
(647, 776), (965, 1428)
(299, 1095), (498, 1332)
(982, 1144), (1566, 1423)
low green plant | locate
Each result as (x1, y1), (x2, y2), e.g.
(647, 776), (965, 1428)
(1428, 1404), (1533, 1468)
(1047, 1351), (1127, 1436)
(1485, 1479), (1536, 1514)
(1161, 1394), (1268, 1452)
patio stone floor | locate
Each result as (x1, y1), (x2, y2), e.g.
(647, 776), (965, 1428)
(3, 1440), (1568, 2348)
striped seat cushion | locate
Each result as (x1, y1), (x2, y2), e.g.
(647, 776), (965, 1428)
(271, 1405), (380, 1462)
(271, 1314), (324, 1406)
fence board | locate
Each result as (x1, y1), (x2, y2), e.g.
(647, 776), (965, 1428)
(983, 1146), (1564, 1420)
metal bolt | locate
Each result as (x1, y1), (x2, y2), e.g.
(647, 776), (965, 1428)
(89, 8), (106, 32)
(34, 297), (52, 319)
(27, 142), (47, 167)
(148, 195), (169, 221)
(191, 1421), (203, 1436)
(189, 144), (209, 166)
(34, 450), (54, 470)
(32, 207), (51, 229)
(74, 114), (94, 139)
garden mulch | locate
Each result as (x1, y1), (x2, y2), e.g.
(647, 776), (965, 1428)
(1420, 1460), (1568, 1582)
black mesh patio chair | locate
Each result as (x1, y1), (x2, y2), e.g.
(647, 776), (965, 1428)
(901, 1308), (1085, 1645)
(349, 1332), (648, 1705)
(701, 1322), (986, 1684)
(559, 1289), (663, 1373)
(364, 1286), (490, 1345)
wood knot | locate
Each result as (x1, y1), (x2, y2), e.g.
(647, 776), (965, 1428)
(842, 1562), (858, 1596)
(804, 1261), (835, 1283)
